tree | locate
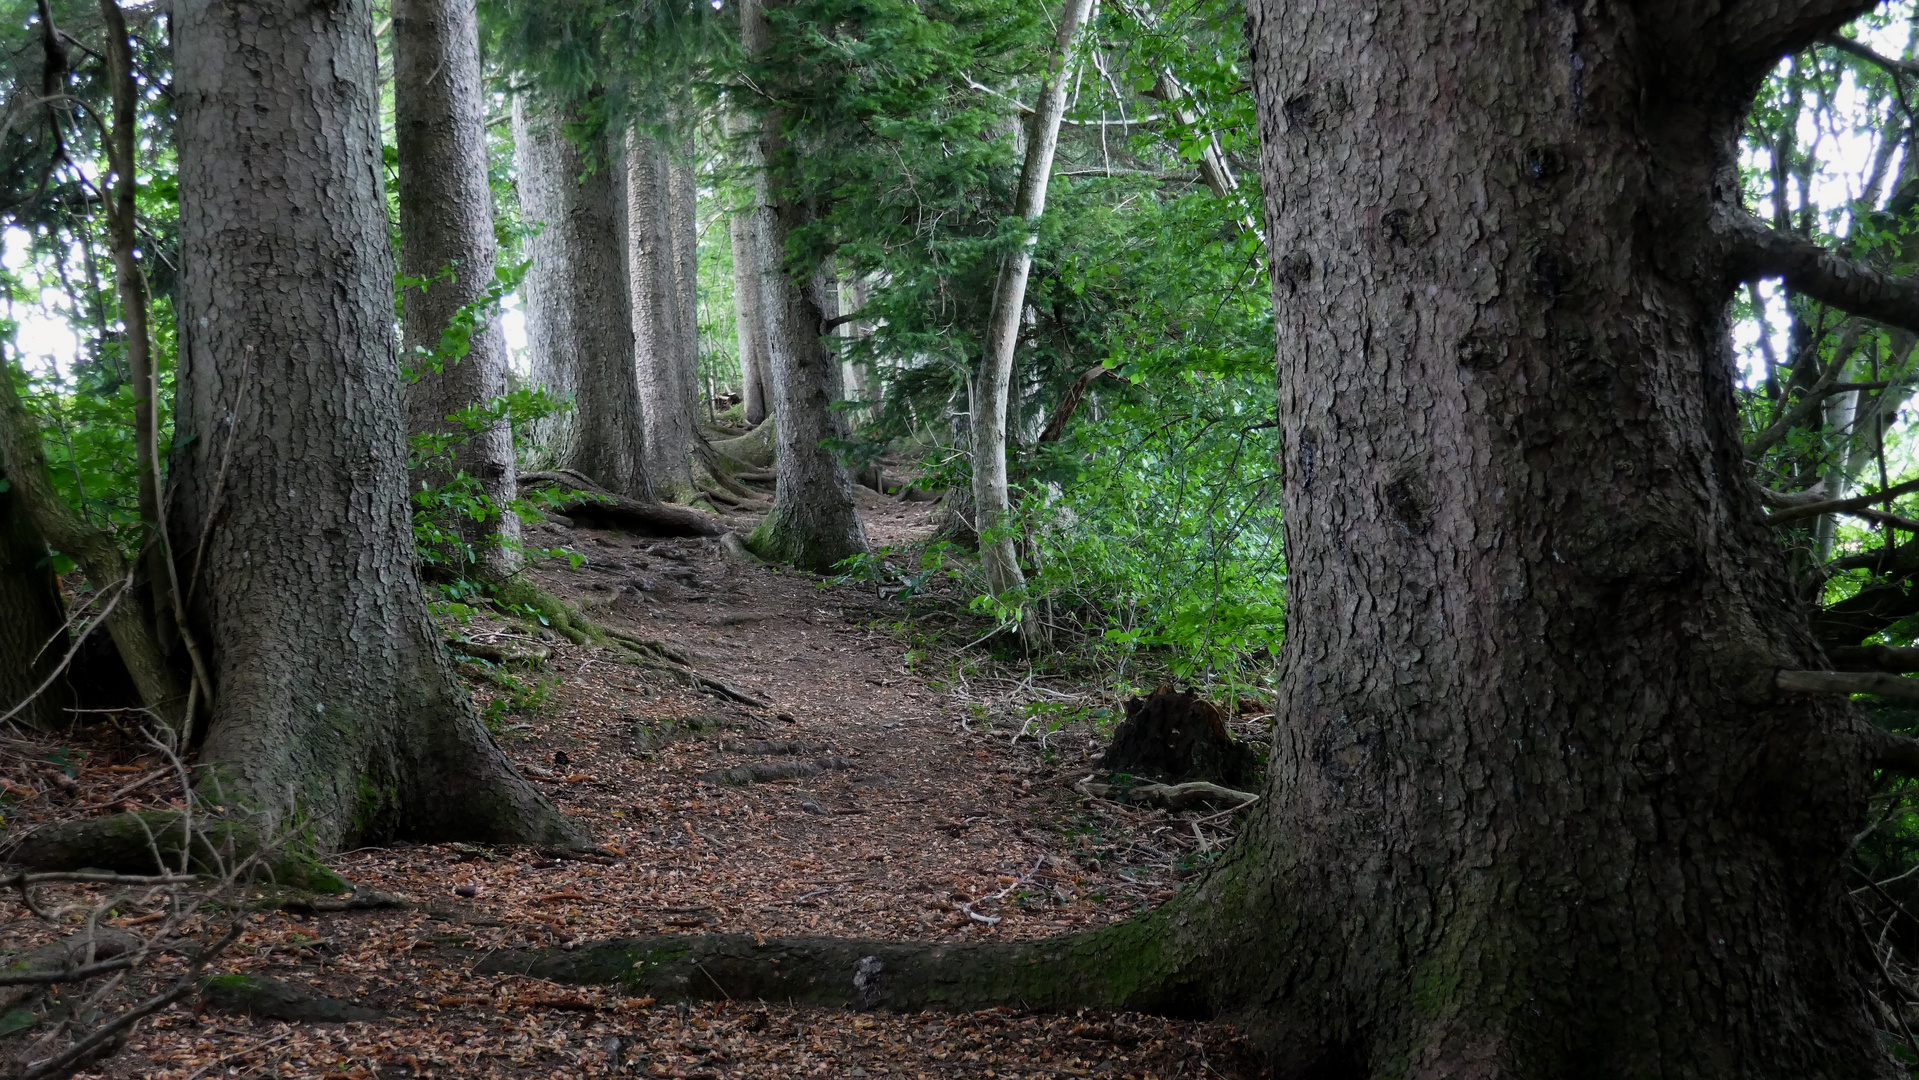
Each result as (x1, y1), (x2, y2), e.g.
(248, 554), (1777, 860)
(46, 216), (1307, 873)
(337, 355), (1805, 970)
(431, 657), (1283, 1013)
(394, 0), (522, 579)
(476, 1), (1919, 1073)
(2, 0), (587, 872)
(738, 0), (870, 570)
(514, 92), (654, 501)
(971, 0), (1092, 630)
(627, 129), (701, 501)
(725, 105), (773, 426)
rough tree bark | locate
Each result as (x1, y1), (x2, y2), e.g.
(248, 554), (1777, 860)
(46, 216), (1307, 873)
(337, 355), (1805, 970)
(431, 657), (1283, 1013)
(726, 106), (773, 426)
(0, 475), (71, 731)
(670, 150), (703, 404)
(472, 2), (1912, 1074)
(972, 0), (1092, 613)
(627, 130), (701, 501)
(739, 0), (869, 570)
(514, 93), (654, 502)
(58, 0), (586, 862)
(394, 0), (522, 578)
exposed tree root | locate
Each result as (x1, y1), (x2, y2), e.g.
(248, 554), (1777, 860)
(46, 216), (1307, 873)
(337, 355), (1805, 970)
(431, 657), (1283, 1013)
(197, 974), (385, 1023)
(601, 629), (770, 708)
(700, 756), (852, 786)
(718, 532), (762, 563)
(1072, 777), (1258, 812)
(518, 470), (724, 537)
(708, 420), (775, 469)
(0, 811), (349, 890)
(470, 918), (1203, 1017)
(697, 481), (771, 511)
(723, 739), (834, 755)
(447, 638), (552, 665)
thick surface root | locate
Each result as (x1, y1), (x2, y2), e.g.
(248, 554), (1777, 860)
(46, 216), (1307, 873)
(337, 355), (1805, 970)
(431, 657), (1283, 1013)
(198, 974), (385, 1023)
(519, 470), (725, 537)
(699, 756), (852, 786)
(471, 922), (1203, 1017)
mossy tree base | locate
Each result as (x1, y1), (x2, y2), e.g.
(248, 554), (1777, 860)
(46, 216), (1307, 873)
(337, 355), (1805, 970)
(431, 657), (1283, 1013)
(0, 810), (351, 893)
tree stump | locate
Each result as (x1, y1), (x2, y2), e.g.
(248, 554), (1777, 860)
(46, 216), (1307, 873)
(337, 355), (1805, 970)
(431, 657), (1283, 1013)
(1098, 687), (1258, 787)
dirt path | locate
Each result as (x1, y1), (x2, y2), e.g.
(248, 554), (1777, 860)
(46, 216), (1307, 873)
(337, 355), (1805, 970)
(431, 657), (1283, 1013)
(3, 492), (1271, 1079)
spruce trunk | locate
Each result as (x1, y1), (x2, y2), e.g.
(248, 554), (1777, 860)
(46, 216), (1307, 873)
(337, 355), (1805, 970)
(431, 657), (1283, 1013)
(727, 106), (773, 427)
(740, 0), (869, 571)
(1221, 0), (1884, 1071)
(628, 131), (699, 501)
(514, 94), (653, 501)
(156, 0), (584, 858)
(394, 0), (521, 579)
(670, 151), (703, 410)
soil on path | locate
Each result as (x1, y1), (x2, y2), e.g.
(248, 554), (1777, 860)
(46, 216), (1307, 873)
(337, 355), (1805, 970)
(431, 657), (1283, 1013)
(2, 490), (1271, 1079)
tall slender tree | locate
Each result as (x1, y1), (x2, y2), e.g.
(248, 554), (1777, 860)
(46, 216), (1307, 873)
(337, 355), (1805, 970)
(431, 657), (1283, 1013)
(739, 0), (869, 570)
(4, 0), (589, 868)
(394, 0), (521, 578)
(726, 103), (773, 426)
(972, 0), (1093, 627)
(515, 94), (654, 501)
(628, 130), (701, 500)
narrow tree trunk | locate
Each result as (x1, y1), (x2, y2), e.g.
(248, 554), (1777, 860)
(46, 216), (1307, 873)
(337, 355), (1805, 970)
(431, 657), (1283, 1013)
(726, 107), (773, 427)
(158, 0), (583, 857)
(972, 0), (1092, 611)
(0, 476), (72, 731)
(739, 0), (869, 571)
(628, 130), (700, 501)
(670, 149), (703, 404)
(514, 93), (654, 502)
(394, 0), (521, 579)
(97, 0), (176, 657)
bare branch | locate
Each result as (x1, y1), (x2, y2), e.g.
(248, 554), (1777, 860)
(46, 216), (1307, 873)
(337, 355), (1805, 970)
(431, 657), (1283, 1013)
(1829, 644), (1919, 673)
(1844, 507), (1919, 532)
(1822, 34), (1919, 79)
(1777, 668), (1919, 702)
(1862, 724), (1919, 776)
(1728, 212), (1919, 336)
(1762, 476), (1919, 525)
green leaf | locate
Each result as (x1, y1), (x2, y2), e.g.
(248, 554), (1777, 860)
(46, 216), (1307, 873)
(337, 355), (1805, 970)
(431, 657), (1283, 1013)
(0, 1009), (36, 1037)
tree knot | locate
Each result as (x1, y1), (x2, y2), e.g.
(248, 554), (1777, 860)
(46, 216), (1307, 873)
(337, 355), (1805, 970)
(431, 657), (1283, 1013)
(853, 955), (883, 1009)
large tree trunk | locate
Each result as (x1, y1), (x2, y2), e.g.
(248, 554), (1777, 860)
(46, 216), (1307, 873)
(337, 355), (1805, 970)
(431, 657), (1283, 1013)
(972, 0), (1091, 615)
(726, 106), (773, 426)
(514, 93), (654, 502)
(1208, 0), (1883, 1072)
(627, 130), (700, 501)
(394, 0), (521, 579)
(153, 0), (583, 858)
(476, 1), (1901, 1074)
(739, 0), (869, 571)
(0, 477), (71, 731)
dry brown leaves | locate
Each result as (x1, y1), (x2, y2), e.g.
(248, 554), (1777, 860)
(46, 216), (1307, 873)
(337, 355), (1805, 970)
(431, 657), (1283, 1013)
(2, 494), (1270, 1078)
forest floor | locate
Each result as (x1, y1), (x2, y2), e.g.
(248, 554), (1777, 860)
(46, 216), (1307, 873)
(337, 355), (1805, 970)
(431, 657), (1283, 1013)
(1, 488), (1273, 1079)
